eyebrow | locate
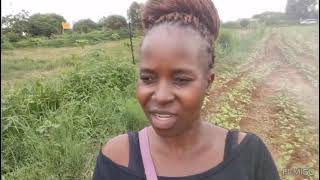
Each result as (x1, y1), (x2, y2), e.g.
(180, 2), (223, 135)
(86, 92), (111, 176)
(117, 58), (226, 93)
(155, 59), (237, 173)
(172, 68), (195, 75)
(139, 67), (196, 75)
(139, 68), (155, 74)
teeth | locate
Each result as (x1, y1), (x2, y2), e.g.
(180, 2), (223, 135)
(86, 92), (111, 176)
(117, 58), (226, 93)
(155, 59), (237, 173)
(156, 114), (172, 118)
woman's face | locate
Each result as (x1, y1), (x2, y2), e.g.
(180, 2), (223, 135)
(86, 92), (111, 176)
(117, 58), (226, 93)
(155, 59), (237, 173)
(136, 24), (214, 136)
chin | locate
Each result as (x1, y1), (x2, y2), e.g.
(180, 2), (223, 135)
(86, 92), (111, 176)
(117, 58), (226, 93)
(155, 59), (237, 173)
(148, 121), (185, 138)
(151, 127), (179, 137)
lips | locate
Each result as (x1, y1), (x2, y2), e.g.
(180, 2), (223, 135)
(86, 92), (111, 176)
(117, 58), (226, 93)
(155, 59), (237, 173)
(149, 110), (177, 129)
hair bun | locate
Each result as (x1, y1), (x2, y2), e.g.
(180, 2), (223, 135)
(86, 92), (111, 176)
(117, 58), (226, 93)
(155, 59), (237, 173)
(141, 0), (220, 40)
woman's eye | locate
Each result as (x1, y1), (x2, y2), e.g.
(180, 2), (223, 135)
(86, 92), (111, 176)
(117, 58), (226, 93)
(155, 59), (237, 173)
(140, 75), (156, 84)
(174, 77), (192, 85)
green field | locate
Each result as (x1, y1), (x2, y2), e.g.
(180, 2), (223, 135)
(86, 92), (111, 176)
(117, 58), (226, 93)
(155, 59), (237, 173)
(1, 25), (319, 180)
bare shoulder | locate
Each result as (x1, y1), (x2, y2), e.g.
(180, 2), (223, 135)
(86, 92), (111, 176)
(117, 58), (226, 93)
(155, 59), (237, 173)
(237, 131), (247, 144)
(208, 124), (247, 144)
(101, 133), (129, 167)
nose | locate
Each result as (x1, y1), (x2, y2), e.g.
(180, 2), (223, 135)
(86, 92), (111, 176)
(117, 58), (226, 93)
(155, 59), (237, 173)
(152, 81), (175, 105)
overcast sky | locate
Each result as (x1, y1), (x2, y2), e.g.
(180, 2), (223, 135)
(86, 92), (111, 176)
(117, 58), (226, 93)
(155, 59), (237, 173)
(2, 0), (288, 24)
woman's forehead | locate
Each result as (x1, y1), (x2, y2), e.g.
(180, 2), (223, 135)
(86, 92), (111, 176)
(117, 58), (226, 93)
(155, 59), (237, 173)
(141, 25), (202, 58)
(140, 40), (201, 71)
(139, 24), (211, 73)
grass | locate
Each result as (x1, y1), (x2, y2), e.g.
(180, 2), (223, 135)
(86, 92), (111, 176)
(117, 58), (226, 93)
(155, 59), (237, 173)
(207, 77), (255, 130)
(1, 37), (142, 86)
(202, 27), (267, 128)
(1, 29), (139, 49)
(270, 94), (319, 180)
(1, 52), (147, 179)
(214, 27), (267, 79)
(1, 57), (80, 81)
(1, 36), (141, 61)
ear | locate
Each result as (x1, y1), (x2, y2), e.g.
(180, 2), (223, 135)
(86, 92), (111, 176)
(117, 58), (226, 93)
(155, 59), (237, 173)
(207, 73), (215, 90)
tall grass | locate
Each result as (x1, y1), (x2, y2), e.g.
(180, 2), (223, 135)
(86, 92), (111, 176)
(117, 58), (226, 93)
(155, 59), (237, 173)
(214, 27), (266, 77)
(1, 51), (147, 179)
(1, 57), (80, 81)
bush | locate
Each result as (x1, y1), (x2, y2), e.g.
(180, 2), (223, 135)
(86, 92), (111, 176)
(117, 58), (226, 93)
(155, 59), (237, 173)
(4, 32), (22, 42)
(75, 39), (89, 49)
(29, 37), (43, 47)
(111, 33), (120, 40)
(217, 29), (234, 49)
(1, 41), (14, 49)
(240, 19), (250, 28)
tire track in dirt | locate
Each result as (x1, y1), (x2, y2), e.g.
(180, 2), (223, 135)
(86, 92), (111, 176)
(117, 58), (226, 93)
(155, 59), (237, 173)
(240, 30), (319, 132)
(278, 34), (319, 90)
(202, 29), (318, 179)
(274, 33), (319, 129)
(203, 32), (291, 171)
(240, 30), (319, 180)
(239, 33), (288, 160)
(280, 34), (319, 66)
(202, 33), (277, 117)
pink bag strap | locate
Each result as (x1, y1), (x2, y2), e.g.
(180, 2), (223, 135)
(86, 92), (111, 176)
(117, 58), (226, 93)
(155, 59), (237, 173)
(139, 127), (158, 180)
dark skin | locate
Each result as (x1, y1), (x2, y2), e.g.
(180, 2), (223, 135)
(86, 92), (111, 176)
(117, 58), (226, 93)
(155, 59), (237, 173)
(102, 24), (247, 177)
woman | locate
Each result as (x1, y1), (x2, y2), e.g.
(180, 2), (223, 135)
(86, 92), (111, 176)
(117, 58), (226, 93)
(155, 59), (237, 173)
(93, 0), (280, 179)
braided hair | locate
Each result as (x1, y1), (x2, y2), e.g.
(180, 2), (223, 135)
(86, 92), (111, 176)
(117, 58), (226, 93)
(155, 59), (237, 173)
(141, 0), (220, 69)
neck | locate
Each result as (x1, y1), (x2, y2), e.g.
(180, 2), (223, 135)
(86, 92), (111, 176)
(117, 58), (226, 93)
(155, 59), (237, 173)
(150, 120), (207, 155)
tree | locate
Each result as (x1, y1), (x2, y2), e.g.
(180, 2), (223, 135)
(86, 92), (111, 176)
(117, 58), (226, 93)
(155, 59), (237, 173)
(252, 11), (288, 25)
(127, 2), (143, 29)
(286, 0), (318, 23)
(99, 15), (127, 30)
(28, 13), (66, 37)
(240, 19), (250, 28)
(73, 19), (97, 33)
(1, 10), (30, 41)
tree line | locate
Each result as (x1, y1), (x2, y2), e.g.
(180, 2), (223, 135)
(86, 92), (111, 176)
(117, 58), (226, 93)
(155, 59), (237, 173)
(1, 1), (142, 42)
(224, 0), (318, 28)
(1, 0), (319, 43)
